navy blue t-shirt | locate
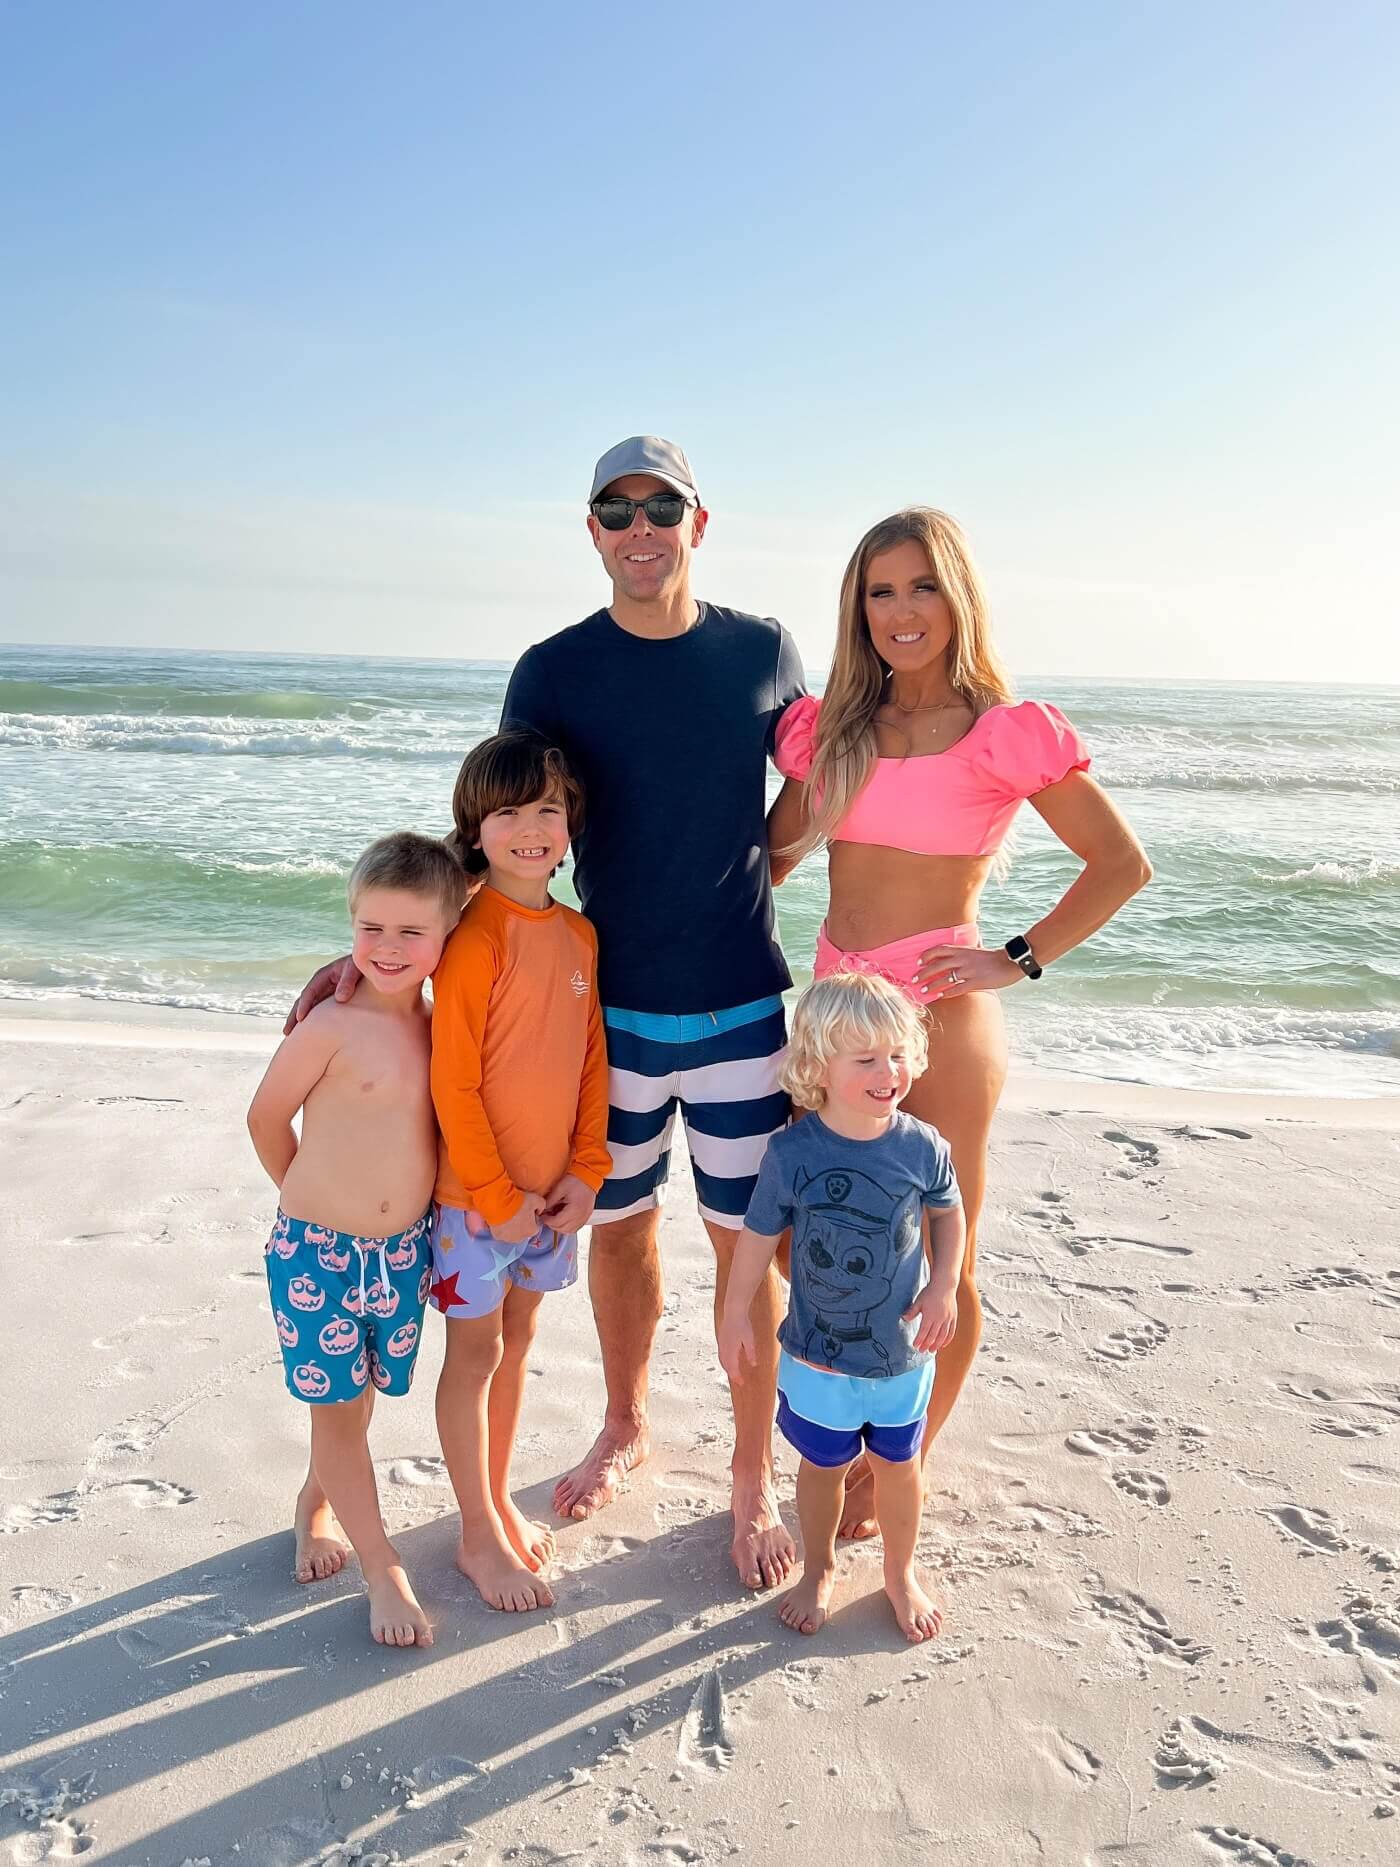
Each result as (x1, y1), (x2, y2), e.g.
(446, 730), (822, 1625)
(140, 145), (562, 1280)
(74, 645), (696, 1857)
(501, 604), (806, 1014)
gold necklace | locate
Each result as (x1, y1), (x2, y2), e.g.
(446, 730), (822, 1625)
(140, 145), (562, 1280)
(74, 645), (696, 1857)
(881, 696), (966, 716)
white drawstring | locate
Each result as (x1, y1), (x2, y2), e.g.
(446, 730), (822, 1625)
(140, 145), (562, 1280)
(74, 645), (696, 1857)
(352, 1237), (393, 1313)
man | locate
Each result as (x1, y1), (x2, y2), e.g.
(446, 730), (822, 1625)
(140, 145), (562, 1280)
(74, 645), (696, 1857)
(289, 436), (804, 1588)
(501, 436), (805, 1589)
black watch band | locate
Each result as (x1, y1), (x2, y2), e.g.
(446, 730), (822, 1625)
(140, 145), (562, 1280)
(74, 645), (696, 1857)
(1005, 935), (1043, 981)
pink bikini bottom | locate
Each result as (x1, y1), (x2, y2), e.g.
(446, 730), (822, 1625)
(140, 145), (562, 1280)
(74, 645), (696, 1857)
(812, 921), (980, 1005)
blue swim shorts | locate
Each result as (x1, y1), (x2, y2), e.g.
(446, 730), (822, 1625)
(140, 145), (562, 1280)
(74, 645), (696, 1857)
(775, 1349), (935, 1467)
(264, 1208), (431, 1404)
(428, 1202), (578, 1318)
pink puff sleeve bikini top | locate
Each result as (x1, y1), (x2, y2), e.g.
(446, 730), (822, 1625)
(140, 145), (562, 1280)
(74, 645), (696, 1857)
(773, 695), (1091, 856)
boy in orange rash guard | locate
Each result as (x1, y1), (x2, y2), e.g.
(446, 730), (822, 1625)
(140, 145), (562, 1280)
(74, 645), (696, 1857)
(429, 730), (610, 1613)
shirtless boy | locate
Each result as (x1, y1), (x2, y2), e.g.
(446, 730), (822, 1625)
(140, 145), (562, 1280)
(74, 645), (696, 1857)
(248, 831), (464, 1647)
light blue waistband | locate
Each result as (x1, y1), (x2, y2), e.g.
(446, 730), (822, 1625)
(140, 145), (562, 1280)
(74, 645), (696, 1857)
(603, 993), (783, 1045)
(777, 1348), (934, 1426)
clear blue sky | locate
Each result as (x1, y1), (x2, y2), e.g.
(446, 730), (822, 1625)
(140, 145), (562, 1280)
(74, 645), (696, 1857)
(3, 2), (1397, 680)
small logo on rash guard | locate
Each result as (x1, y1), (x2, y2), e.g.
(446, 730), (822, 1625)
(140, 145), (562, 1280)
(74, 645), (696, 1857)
(569, 970), (587, 997)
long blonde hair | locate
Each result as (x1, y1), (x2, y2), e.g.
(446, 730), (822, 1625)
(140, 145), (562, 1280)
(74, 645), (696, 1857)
(793, 508), (1014, 858)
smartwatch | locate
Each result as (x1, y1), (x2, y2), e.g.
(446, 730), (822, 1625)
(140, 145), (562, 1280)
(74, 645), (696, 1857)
(1004, 934), (1043, 981)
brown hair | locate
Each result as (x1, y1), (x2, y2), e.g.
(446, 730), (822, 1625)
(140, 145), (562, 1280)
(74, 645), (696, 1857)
(347, 831), (466, 924)
(448, 730), (585, 878)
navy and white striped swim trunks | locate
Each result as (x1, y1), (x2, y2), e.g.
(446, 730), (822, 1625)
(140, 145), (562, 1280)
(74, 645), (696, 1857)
(596, 994), (789, 1228)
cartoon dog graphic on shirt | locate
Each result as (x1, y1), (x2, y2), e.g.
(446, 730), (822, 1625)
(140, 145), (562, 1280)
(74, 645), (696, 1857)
(793, 1165), (905, 1374)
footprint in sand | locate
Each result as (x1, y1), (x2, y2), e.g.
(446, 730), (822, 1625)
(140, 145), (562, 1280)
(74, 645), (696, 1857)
(1111, 1468), (1172, 1507)
(1342, 1462), (1400, 1487)
(1102, 1130), (1163, 1178)
(1038, 1728), (1102, 1785)
(657, 1469), (724, 1491)
(116, 1596), (253, 1665)
(2, 1492), (82, 1535)
(676, 1667), (733, 1772)
(1168, 1124), (1253, 1142)
(1089, 1233), (1193, 1258)
(104, 1477), (195, 1511)
(1066, 1420), (1159, 1458)
(1313, 1594), (1400, 1674)
(1153, 1716), (1222, 1787)
(1288, 1265), (1373, 1293)
(385, 1456), (448, 1486)
(1269, 1377), (1400, 1438)
(1262, 1504), (1348, 1555)
(1198, 1826), (1314, 1864)
(1093, 1318), (1170, 1362)
(1088, 1589), (1207, 1667)
(1180, 1714), (1337, 1789)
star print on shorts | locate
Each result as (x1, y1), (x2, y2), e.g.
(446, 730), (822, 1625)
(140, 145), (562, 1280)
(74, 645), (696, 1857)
(428, 1203), (579, 1316)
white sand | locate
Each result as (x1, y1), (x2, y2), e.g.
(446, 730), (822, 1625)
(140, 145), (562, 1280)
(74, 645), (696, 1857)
(2, 1008), (1398, 1866)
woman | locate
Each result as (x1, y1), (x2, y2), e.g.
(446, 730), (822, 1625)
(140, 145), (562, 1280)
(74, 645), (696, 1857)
(768, 508), (1151, 1538)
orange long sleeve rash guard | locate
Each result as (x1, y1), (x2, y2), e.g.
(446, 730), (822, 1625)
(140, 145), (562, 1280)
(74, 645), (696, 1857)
(430, 885), (611, 1228)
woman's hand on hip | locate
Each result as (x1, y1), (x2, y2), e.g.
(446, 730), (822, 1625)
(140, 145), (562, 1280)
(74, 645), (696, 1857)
(914, 942), (1021, 1003)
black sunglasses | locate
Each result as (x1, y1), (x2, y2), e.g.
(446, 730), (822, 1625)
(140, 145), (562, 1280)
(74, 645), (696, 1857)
(589, 491), (693, 531)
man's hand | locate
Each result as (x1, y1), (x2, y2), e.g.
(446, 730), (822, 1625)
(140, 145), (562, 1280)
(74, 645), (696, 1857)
(540, 1172), (595, 1235)
(717, 1310), (757, 1384)
(490, 1192), (546, 1246)
(903, 1280), (959, 1354)
(283, 954), (360, 1034)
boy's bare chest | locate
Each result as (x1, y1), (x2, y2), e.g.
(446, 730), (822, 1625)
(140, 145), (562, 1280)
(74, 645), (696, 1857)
(332, 1030), (432, 1112)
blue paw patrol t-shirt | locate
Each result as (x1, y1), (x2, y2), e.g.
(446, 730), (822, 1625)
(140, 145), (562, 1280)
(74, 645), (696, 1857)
(745, 1112), (961, 1379)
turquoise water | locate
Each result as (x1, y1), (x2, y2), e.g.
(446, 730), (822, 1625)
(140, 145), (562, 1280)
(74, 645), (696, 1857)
(3, 644), (1398, 1095)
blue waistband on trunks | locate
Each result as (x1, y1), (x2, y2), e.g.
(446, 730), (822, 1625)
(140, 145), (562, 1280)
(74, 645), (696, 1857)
(777, 1349), (934, 1428)
(603, 994), (784, 1046)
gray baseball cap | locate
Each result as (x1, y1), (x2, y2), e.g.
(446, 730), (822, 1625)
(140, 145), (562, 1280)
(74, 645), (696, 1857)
(589, 434), (700, 505)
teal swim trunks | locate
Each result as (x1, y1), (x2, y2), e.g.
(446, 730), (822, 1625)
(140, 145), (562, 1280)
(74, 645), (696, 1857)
(264, 1208), (431, 1404)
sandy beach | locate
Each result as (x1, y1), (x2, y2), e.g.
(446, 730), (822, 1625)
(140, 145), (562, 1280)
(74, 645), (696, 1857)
(3, 1007), (1398, 1866)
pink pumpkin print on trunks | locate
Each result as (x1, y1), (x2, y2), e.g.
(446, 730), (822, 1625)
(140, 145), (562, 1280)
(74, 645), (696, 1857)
(274, 1310), (298, 1348)
(292, 1363), (331, 1399)
(368, 1349), (392, 1391)
(340, 1281), (367, 1317)
(350, 1349), (369, 1388)
(317, 1240), (351, 1274)
(267, 1213), (297, 1260)
(365, 1278), (399, 1320)
(385, 1233), (418, 1271)
(319, 1317), (359, 1357)
(287, 1274), (325, 1312)
(417, 1268), (432, 1304)
(303, 1222), (335, 1248)
(386, 1321), (419, 1359)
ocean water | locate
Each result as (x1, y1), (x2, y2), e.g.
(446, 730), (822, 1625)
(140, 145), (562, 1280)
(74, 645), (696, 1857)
(3, 643), (1398, 1096)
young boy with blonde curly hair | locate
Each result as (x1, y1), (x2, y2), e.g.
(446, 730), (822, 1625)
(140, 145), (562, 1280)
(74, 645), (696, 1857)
(719, 972), (965, 1641)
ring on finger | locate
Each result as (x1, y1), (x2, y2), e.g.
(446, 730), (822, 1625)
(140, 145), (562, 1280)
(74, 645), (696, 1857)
(949, 970), (961, 986)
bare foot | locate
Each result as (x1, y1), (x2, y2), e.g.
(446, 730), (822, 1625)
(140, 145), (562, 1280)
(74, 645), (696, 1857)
(457, 1522), (555, 1612)
(293, 1492), (349, 1583)
(553, 1418), (650, 1521)
(495, 1491), (556, 1572)
(836, 1455), (878, 1541)
(731, 1477), (796, 1590)
(778, 1565), (837, 1635)
(885, 1567), (942, 1643)
(366, 1559), (433, 1647)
